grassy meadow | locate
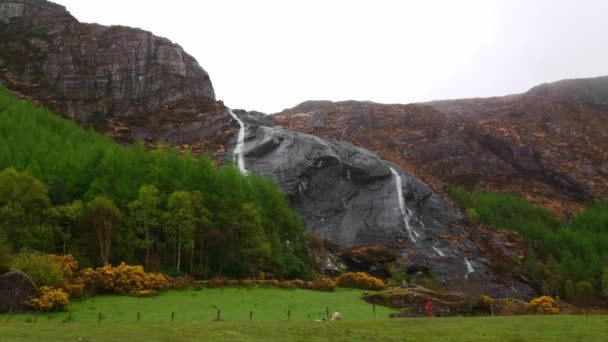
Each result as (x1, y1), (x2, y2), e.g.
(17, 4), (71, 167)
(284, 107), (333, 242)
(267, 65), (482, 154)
(2, 315), (606, 341)
(1, 288), (607, 341)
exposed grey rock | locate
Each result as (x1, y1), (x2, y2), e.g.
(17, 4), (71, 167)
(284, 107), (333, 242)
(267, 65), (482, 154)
(0, 270), (37, 312)
(230, 110), (536, 299)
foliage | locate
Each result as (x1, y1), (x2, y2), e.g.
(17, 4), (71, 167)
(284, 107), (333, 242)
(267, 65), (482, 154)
(0, 88), (308, 278)
(80, 262), (169, 296)
(575, 281), (593, 304)
(0, 232), (11, 268)
(27, 286), (69, 311)
(602, 268), (608, 299)
(336, 272), (386, 291)
(450, 186), (608, 299)
(86, 196), (121, 266)
(308, 277), (337, 291)
(10, 250), (63, 287)
(526, 296), (559, 314)
(563, 280), (575, 301)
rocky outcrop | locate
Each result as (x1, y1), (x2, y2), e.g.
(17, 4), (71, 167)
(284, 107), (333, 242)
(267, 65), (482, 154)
(0, 0), (230, 149)
(0, 270), (37, 312)
(274, 77), (608, 216)
(230, 109), (535, 299)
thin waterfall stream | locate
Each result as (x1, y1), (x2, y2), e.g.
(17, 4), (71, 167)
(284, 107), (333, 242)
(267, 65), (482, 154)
(228, 109), (248, 175)
(465, 258), (475, 278)
(390, 167), (418, 243)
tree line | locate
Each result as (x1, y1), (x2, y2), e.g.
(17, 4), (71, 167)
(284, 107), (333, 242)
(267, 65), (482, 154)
(0, 87), (308, 278)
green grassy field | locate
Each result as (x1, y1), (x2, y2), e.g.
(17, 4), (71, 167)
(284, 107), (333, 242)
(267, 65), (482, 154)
(1, 289), (607, 341)
(3, 288), (398, 323)
(2, 315), (607, 341)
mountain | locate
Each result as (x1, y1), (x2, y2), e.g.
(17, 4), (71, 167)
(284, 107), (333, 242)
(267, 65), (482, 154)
(0, 0), (540, 298)
(0, 0), (231, 153)
(274, 77), (608, 216)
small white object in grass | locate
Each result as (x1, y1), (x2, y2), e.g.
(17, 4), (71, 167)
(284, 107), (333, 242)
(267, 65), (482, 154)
(331, 312), (342, 321)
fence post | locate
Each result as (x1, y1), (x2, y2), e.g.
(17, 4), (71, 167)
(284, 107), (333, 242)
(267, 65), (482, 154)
(216, 310), (221, 321)
(67, 313), (72, 323)
(250, 310), (253, 321)
(98, 313), (102, 323)
(288, 309), (291, 321)
(326, 307), (329, 320)
(5, 309), (12, 323)
(137, 312), (141, 323)
(171, 312), (175, 322)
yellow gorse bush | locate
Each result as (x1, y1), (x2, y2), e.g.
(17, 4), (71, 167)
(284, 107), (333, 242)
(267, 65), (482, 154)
(526, 296), (559, 314)
(336, 272), (386, 291)
(81, 262), (169, 296)
(28, 286), (70, 311)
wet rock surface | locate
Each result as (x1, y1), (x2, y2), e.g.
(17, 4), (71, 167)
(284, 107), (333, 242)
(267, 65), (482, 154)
(0, 0), (229, 147)
(0, 270), (37, 312)
(274, 78), (608, 216)
(230, 110), (536, 298)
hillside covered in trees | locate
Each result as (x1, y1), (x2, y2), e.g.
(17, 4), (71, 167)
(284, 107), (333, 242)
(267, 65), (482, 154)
(0, 87), (308, 278)
(451, 187), (608, 303)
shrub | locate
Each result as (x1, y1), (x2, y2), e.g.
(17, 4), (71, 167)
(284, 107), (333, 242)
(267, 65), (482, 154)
(526, 296), (559, 314)
(495, 298), (528, 315)
(474, 295), (495, 314)
(10, 251), (63, 287)
(564, 280), (575, 301)
(80, 262), (169, 296)
(0, 232), (11, 269)
(336, 272), (386, 291)
(576, 281), (594, 303)
(602, 268), (608, 299)
(28, 286), (70, 311)
(466, 208), (480, 223)
(308, 277), (336, 291)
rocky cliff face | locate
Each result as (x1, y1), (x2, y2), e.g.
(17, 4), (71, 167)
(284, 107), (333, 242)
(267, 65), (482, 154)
(274, 77), (608, 216)
(231, 109), (535, 298)
(0, 0), (231, 151)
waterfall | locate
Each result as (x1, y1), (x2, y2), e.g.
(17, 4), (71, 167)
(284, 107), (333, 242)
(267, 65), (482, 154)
(464, 258), (475, 279)
(228, 109), (248, 175)
(390, 167), (418, 243)
(432, 247), (445, 257)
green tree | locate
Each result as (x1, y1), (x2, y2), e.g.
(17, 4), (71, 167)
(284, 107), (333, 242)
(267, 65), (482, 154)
(128, 185), (162, 269)
(0, 232), (11, 268)
(86, 196), (121, 266)
(564, 279), (575, 301)
(10, 250), (62, 287)
(576, 281), (594, 304)
(190, 191), (211, 276)
(601, 268), (608, 299)
(166, 191), (195, 273)
(54, 200), (84, 255)
(0, 167), (52, 249)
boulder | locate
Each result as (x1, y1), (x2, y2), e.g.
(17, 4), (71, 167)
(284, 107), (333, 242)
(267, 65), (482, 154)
(0, 270), (37, 312)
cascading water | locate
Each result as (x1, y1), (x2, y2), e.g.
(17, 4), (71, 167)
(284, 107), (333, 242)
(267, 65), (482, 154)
(464, 258), (475, 279)
(432, 247), (445, 257)
(390, 167), (418, 243)
(228, 109), (248, 175)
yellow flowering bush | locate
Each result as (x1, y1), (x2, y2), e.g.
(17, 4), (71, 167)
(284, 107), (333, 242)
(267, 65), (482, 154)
(526, 296), (559, 314)
(336, 272), (386, 291)
(309, 277), (337, 291)
(28, 286), (70, 311)
(80, 262), (169, 296)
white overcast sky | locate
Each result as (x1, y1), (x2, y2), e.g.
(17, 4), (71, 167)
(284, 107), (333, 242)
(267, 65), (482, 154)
(55, 0), (608, 113)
